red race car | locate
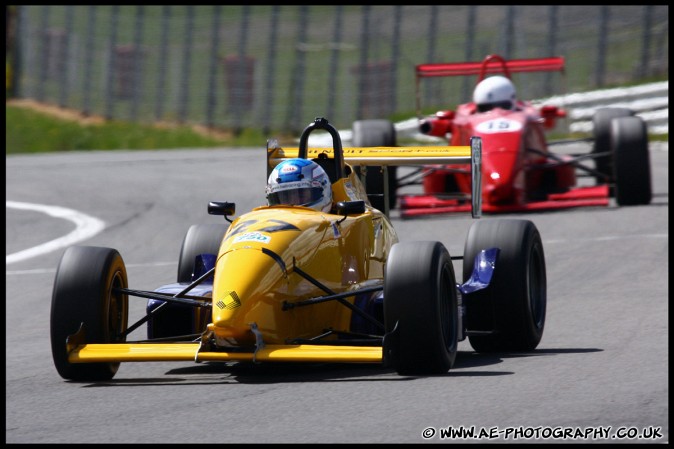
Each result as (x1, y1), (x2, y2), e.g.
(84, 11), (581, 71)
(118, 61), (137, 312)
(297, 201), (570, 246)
(353, 54), (652, 218)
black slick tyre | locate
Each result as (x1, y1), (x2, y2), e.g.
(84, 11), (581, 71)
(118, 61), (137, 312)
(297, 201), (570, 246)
(462, 219), (546, 353)
(592, 107), (633, 185)
(351, 119), (398, 212)
(148, 223), (228, 339)
(177, 224), (229, 283)
(384, 241), (458, 375)
(611, 116), (652, 206)
(50, 246), (129, 381)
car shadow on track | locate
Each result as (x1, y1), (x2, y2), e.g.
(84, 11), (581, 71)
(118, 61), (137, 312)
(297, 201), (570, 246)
(73, 347), (602, 386)
(448, 347), (603, 377)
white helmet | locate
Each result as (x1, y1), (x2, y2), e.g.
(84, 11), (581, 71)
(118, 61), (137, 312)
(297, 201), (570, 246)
(473, 75), (517, 112)
(266, 158), (332, 212)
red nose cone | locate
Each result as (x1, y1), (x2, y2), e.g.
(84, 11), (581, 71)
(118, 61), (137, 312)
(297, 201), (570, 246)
(484, 172), (514, 204)
(482, 148), (523, 204)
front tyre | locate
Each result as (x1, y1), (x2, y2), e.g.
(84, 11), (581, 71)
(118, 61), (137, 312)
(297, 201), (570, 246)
(592, 107), (633, 185)
(384, 241), (458, 375)
(463, 219), (546, 352)
(177, 223), (229, 283)
(50, 246), (129, 380)
(149, 223), (229, 339)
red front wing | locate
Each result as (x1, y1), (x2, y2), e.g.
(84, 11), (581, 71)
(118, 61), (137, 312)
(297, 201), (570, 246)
(400, 185), (609, 217)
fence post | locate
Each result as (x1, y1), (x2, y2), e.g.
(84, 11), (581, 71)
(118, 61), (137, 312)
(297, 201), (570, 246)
(82, 6), (97, 116)
(423, 5), (439, 108)
(104, 5), (119, 120)
(36, 6), (50, 101)
(327, 5), (344, 124)
(262, 5), (280, 135)
(351, 60), (393, 119)
(114, 44), (144, 100)
(178, 5), (194, 124)
(154, 6), (170, 121)
(545, 5), (559, 95)
(356, 5), (371, 120)
(57, 6), (73, 109)
(639, 5), (653, 79)
(206, 5), (222, 130)
(232, 5), (251, 135)
(596, 6), (609, 88)
(129, 5), (145, 122)
(6, 5), (19, 97)
(390, 5), (402, 114)
(504, 5), (515, 59)
(286, 5), (308, 134)
(223, 55), (256, 115)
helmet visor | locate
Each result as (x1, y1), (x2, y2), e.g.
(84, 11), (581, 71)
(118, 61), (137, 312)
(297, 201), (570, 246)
(477, 100), (513, 113)
(268, 187), (324, 207)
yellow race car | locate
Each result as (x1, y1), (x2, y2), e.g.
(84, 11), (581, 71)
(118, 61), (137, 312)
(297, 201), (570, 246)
(50, 117), (547, 381)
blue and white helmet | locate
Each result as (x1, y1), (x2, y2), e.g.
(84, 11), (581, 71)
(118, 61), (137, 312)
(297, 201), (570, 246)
(266, 158), (332, 212)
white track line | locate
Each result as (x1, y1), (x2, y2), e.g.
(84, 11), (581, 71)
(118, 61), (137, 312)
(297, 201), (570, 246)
(6, 201), (106, 265)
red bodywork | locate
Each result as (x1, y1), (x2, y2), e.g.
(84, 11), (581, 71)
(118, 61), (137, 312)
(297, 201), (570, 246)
(400, 55), (609, 217)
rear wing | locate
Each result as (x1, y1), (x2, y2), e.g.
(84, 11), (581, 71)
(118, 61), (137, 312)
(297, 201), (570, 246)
(416, 55), (565, 80)
(415, 54), (565, 116)
(267, 119), (483, 218)
(267, 144), (475, 168)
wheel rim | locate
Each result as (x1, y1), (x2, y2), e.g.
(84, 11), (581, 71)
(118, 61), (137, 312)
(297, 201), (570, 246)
(107, 271), (128, 342)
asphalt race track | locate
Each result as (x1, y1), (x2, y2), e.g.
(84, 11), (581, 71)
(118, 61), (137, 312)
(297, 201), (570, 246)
(5, 142), (668, 443)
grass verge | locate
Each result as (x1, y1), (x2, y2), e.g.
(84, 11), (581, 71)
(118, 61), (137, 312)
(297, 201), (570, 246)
(6, 101), (278, 154)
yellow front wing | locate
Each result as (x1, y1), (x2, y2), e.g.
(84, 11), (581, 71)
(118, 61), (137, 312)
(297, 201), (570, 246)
(69, 343), (384, 364)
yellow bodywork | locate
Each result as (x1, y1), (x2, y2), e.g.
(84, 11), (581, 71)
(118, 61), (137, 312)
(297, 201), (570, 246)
(67, 143), (473, 365)
(207, 200), (396, 346)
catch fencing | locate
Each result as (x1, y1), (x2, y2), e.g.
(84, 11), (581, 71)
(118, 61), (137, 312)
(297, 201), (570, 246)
(7, 5), (669, 136)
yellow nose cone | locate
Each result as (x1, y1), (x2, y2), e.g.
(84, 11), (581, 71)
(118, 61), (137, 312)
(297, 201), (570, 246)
(209, 247), (281, 344)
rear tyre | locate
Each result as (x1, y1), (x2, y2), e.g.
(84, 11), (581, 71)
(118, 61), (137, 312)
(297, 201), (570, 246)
(592, 107), (633, 185)
(177, 224), (229, 283)
(384, 241), (458, 375)
(463, 219), (546, 352)
(352, 119), (398, 211)
(612, 116), (652, 206)
(50, 246), (129, 381)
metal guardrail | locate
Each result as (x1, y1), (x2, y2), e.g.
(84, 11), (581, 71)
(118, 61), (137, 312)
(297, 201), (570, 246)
(535, 81), (669, 135)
